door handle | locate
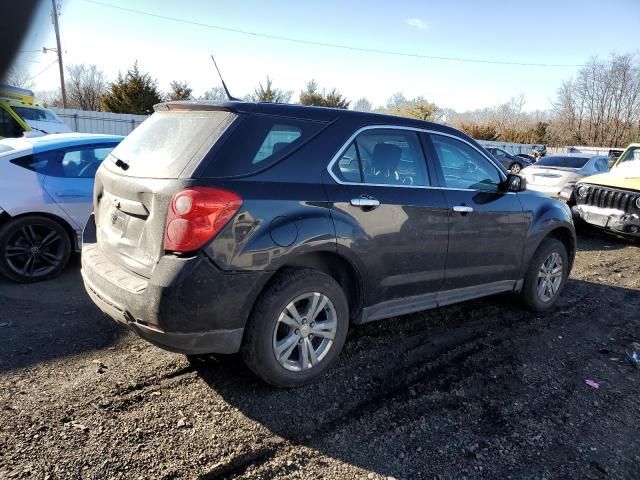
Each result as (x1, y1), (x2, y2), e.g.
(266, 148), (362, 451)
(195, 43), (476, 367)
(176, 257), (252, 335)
(56, 191), (90, 198)
(452, 205), (474, 214)
(350, 197), (380, 208)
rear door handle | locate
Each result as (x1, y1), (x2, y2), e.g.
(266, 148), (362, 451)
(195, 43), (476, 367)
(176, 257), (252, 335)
(56, 191), (90, 198)
(351, 197), (380, 208)
(452, 205), (474, 214)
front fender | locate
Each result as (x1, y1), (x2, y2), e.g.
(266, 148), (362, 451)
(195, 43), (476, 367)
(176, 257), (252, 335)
(519, 192), (576, 278)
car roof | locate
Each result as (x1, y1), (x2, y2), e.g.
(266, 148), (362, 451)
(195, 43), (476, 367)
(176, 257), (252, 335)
(0, 133), (124, 154)
(157, 100), (464, 136)
(548, 153), (601, 159)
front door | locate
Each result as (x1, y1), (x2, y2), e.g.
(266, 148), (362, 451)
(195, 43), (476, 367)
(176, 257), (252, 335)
(324, 127), (449, 307)
(427, 133), (527, 292)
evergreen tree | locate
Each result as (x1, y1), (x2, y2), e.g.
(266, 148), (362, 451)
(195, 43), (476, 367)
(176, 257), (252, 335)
(168, 80), (193, 101)
(299, 80), (349, 109)
(251, 77), (292, 103)
(101, 62), (163, 114)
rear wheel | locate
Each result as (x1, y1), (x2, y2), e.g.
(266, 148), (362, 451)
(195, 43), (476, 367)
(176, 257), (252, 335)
(520, 238), (568, 312)
(242, 269), (349, 387)
(0, 216), (71, 283)
(509, 162), (523, 174)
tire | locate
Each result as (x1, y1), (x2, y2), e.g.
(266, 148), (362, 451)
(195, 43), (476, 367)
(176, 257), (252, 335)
(0, 215), (72, 283)
(241, 268), (349, 387)
(509, 162), (523, 174)
(520, 238), (569, 312)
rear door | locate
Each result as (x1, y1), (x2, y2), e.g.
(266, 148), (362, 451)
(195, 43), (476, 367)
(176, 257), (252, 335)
(43, 144), (115, 228)
(324, 127), (449, 306)
(426, 133), (527, 292)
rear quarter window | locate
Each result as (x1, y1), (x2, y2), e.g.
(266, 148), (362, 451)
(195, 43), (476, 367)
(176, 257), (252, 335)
(202, 114), (327, 177)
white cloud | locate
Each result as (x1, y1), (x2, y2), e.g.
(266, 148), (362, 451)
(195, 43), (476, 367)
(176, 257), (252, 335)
(406, 18), (428, 31)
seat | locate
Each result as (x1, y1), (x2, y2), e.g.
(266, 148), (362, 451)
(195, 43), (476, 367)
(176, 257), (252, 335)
(371, 143), (402, 183)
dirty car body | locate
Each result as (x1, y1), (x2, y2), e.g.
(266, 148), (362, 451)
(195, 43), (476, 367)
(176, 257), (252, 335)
(81, 101), (576, 386)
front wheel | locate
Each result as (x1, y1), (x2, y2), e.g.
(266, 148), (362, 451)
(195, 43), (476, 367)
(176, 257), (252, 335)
(241, 269), (349, 387)
(520, 238), (569, 312)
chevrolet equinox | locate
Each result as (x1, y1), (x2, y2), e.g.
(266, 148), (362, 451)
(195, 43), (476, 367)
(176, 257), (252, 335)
(81, 101), (576, 387)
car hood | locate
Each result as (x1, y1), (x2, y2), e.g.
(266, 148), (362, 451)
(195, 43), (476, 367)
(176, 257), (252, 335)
(577, 161), (640, 192)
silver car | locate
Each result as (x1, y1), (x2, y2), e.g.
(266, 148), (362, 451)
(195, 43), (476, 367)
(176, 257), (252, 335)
(521, 154), (609, 198)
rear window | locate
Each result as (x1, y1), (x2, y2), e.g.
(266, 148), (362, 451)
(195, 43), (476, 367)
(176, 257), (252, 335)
(203, 114), (327, 177)
(536, 156), (590, 168)
(109, 110), (236, 178)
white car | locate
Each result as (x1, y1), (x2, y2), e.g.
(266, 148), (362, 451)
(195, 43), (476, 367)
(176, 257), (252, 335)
(521, 153), (609, 199)
(0, 133), (123, 282)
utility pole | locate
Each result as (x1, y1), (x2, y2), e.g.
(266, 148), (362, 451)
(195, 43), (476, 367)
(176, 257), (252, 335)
(51, 0), (67, 108)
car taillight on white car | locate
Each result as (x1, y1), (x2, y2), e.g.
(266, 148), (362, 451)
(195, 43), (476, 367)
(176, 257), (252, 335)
(164, 187), (242, 253)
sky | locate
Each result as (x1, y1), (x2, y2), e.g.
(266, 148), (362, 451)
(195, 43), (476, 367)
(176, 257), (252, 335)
(10, 0), (640, 112)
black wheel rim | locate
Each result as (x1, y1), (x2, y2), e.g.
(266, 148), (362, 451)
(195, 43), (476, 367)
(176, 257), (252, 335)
(4, 224), (65, 278)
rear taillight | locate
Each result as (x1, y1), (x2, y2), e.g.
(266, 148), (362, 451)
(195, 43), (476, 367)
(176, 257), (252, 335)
(164, 187), (242, 253)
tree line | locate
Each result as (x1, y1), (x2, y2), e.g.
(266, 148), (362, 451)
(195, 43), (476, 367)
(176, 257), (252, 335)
(7, 52), (639, 147)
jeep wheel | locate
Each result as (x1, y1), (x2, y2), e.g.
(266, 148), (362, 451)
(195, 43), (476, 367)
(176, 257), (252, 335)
(242, 268), (349, 387)
(520, 238), (569, 312)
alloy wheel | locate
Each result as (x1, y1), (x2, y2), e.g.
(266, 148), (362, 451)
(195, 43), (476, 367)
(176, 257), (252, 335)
(537, 252), (563, 302)
(511, 163), (521, 174)
(3, 224), (65, 279)
(272, 292), (337, 372)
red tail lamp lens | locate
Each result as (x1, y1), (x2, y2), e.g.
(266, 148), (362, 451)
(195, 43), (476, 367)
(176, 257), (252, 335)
(164, 187), (242, 252)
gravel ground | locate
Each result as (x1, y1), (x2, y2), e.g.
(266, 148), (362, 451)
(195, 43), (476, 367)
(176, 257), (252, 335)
(0, 228), (639, 480)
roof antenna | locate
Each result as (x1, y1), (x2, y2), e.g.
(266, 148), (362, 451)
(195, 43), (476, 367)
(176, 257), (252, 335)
(210, 54), (239, 101)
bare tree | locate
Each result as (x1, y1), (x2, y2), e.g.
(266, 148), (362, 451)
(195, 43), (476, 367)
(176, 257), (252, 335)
(3, 66), (34, 89)
(200, 86), (227, 101)
(35, 89), (63, 108)
(66, 64), (107, 111)
(352, 97), (373, 112)
(552, 53), (640, 147)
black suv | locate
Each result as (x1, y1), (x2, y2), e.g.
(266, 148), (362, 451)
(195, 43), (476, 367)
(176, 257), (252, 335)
(81, 101), (576, 387)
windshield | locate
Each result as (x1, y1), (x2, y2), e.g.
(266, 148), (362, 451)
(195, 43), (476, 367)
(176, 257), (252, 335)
(535, 156), (589, 168)
(617, 146), (640, 165)
(11, 107), (63, 123)
(110, 110), (236, 178)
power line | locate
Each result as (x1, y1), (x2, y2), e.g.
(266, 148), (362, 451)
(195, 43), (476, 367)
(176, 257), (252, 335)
(82, 0), (583, 68)
(29, 59), (59, 80)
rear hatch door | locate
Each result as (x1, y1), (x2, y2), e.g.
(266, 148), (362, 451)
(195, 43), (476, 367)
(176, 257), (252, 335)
(94, 109), (237, 278)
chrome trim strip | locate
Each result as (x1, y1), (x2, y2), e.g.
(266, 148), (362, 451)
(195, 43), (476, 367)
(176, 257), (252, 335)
(325, 125), (508, 191)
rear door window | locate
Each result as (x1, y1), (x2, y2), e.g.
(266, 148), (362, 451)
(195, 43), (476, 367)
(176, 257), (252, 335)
(203, 114), (327, 177)
(109, 110), (236, 178)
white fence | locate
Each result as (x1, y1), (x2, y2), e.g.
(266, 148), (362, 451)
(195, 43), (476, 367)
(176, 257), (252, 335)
(476, 140), (539, 155)
(51, 108), (148, 136)
(547, 145), (624, 156)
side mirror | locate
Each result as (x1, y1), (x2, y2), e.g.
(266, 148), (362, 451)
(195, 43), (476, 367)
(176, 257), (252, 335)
(505, 173), (526, 192)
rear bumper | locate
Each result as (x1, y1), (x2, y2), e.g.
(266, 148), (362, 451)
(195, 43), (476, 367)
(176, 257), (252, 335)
(572, 204), (640, 237)
(81, 215), (270, 354)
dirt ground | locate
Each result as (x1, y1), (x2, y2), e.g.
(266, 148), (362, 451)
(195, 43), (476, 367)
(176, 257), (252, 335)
(0, 227), (639, 480)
